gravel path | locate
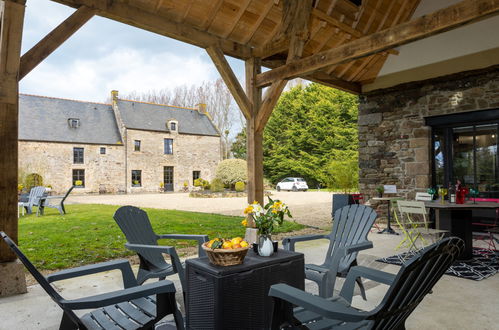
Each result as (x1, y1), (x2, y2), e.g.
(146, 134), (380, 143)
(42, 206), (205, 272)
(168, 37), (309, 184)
(68, 191), (334, 229)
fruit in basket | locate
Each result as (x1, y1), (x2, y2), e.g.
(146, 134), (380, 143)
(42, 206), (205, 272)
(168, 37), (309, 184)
(231, 237), (243, 245)
(206, 237), (249, 250)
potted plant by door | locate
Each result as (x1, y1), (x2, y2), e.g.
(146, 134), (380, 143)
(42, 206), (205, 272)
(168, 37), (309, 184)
(376, 186), (384, 198)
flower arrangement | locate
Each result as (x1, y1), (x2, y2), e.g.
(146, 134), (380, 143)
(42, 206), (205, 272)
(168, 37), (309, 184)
(242, 197), (292, 235)
(75, 180), (83, 186)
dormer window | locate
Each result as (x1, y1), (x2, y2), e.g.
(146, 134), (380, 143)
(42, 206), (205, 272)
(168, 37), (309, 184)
(168, 120), (178, 132)
(68, 118), (80, 128)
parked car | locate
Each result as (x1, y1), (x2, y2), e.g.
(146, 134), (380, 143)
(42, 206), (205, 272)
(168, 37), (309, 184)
(276, 177), (308, 192)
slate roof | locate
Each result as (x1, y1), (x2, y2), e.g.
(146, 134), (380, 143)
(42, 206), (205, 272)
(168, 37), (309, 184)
(19, 94), (123, 145)
(116, 100), (219, 137)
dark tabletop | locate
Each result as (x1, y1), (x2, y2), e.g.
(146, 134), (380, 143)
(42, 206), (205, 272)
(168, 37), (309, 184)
(185, 249), (304, 276)
(424, 201), (499, 209)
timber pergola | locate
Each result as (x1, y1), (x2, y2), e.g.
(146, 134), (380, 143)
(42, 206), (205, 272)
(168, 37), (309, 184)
(2, 0), (499, 294)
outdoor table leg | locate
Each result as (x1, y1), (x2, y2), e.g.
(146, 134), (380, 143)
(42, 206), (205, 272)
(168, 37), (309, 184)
(436, 209), (473, 260)
(378, 200), (398, 235)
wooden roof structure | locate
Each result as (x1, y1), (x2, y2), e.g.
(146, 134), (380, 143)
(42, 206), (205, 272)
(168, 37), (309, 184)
(2, 0), (499, 276)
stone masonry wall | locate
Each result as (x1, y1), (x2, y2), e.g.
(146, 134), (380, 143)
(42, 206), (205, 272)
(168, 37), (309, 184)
(358, 66), (499, 205)
(126, 129), (221, 193)
(18, 141), (126, 194)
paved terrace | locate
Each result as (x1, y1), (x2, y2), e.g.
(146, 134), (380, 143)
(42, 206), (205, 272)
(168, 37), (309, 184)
(1, 231), (498, 329)
(2, 192), (498, 328)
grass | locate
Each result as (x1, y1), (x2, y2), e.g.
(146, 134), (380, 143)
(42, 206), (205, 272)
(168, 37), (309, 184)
(18, 204), (304, 270)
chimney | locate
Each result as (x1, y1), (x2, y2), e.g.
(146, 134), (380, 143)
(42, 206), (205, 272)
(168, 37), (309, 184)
(197, 103), (207, 114)
(111, 90), (119, 106)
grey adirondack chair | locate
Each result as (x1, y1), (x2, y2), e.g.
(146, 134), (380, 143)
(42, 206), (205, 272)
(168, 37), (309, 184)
(38, 185), (74, 215)
(282, 204), (377, 298)
(0, 231), (184, 330)
(113, 206), (209, 292)
(19, 186), (46, 214)
(269, 237), (464, 330)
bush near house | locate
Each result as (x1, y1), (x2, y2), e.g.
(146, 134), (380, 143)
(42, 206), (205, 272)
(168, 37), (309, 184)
(194, 178), (210, 190)
(235, 181), (245, 192)
(215, 159), (247, 188)
(210, 178), (225, 192)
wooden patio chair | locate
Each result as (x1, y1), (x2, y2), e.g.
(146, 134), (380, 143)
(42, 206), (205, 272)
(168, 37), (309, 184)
(113, 206), (209, 293)
(19, 186), (46, 215)
(269, 237), (464, 330)
(395, 200), (447, 251)
(282, 204), (377, 299)
(0, 231), (184, 330)
(37, 186), (74, 216)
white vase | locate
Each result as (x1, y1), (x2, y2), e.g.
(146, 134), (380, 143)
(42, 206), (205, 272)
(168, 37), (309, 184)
(258, 234), (274, 257)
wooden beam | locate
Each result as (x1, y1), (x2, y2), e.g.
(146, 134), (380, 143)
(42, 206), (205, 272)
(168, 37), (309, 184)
(252, 38), (289, 58)
(311, 8), (362, 37)
(206, 45), (251, 119)
(222, 0), (251, 39)
(0, 0), (25, 263)
(287, 0), (313, 62)
(245, 57), (263, 212)
(241, 0), (275, 44)
(19, 6), (94, 80)
(256, 0), (499, 87)
(51, 0), (252, 59)
(256, 80), (287, 132)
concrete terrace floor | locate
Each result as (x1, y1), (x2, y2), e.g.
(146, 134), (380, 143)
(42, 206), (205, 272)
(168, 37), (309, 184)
(1, 232), (498, 330)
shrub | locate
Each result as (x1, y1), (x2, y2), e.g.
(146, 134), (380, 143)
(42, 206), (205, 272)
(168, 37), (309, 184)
(326, 151), (359, 193)
(215, 159), (247, 187)
(210, 178), (224, 192)
(194, 178), (210, 190)
(25, 173), (43, 190)
(235, 181), (245, 192)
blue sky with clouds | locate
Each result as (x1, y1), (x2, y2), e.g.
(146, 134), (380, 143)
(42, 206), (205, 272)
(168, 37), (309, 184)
(20, 0), (246, 105)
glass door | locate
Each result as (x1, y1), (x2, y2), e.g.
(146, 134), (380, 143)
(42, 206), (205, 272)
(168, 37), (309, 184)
(475, 124), (499, 195)
(163, 166), (174, 192)
(452, 126), (475, 186)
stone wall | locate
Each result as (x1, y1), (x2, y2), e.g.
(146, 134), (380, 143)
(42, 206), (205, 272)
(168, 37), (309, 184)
(358, 66), (499, 203)
(126, 129), (221, 193)
(19, 141), (125, 194)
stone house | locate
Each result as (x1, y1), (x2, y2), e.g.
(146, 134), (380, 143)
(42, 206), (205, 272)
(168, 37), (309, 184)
(18, 92), (221, 194)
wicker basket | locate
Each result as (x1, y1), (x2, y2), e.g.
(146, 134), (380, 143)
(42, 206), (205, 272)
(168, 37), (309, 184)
(202, 243), (250, 266)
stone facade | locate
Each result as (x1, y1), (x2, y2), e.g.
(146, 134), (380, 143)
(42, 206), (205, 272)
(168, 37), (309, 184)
(126, 129), (220, 193)
(358, 66), (499, 203)
(19, 142), (126, 194)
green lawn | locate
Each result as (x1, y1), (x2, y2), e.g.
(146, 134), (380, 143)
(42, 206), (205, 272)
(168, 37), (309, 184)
(18, 204), (304, 270)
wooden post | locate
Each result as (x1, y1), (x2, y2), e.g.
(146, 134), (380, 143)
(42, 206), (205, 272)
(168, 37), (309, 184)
(245, 57), (263, 209)
(0, 0), (27, 296)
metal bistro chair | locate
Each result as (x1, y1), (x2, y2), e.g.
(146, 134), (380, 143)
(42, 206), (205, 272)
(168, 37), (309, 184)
(471, 198), (499, 251)
(269, 237), (464, 330)
(395, 200), (447, 251)
(0, 231), (184, 330)
(282, 204), (377, 299)
(113, 206), (209, 296)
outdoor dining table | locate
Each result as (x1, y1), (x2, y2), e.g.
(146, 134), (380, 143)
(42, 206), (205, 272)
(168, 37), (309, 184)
(424, 201), (498, 260)
(185, 249), (304, 330)
(372, 196), (401, 235)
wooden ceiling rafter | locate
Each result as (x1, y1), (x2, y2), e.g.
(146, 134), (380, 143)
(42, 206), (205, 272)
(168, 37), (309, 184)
(255, 0), (499, 88)
(221, 0), (252, 39)
(241, 0), (275, 45)
(201, 0), (224, 31)
(341, 0), (397, 81)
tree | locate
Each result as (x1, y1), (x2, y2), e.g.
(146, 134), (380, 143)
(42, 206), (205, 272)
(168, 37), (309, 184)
(121, 78), (237, 159)
(215, 159), (248, 188)
(263, 83), (359, 186)
(231, 129), (247, 159)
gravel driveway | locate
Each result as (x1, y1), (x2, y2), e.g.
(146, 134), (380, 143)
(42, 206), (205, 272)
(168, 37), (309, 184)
(68, 191), (333, 229)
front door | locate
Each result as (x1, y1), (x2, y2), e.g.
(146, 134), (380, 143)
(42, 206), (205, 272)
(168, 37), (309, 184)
(164, 166), (174, 192)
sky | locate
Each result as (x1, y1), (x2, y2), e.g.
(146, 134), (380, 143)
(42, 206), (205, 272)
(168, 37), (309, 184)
(20, 0), (246, 105)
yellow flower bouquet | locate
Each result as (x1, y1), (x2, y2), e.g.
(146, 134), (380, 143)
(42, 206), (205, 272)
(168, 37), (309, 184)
(243, 197), (292, 236)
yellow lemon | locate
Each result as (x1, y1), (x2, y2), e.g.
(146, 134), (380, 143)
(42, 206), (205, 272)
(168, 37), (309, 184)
(231, 237), (243, 245)
(240, 241), (249, 248)
(222, 241), (233, 249)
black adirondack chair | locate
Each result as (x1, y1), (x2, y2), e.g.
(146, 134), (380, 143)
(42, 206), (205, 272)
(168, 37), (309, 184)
(269, 237), (464, 330)
(0, 231), (184, 330)
(113, 206), (209, 292)
(38, 185), (75, 215)
(282, 204), (377, 298)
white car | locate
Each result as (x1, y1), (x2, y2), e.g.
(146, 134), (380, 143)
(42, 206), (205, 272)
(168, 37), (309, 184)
(276, 177), (308, 192)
